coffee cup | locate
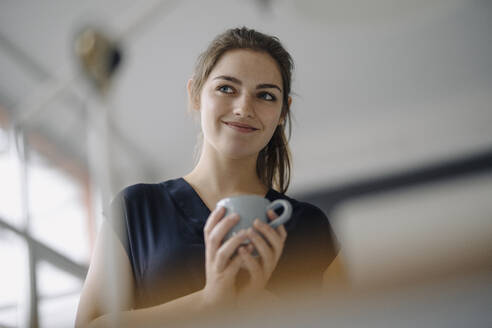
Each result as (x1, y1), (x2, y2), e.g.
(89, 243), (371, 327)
(217, 195), (292, 249)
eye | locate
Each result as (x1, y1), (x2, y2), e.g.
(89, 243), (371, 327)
(217, 85), (234, 94)
(258, 92), (277, 101)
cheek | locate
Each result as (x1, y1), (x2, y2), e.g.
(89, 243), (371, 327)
(264, 110), (282, 131)
(200, 96), (228, 136)
(199, 95), (218, 124)
(201, 93), (230, 118)
(259, 112), (282, 145)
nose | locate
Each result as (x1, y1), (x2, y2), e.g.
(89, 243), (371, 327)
(233, 93), (255, 118)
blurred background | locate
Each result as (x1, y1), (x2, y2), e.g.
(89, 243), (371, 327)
(0, 0), (491, 327)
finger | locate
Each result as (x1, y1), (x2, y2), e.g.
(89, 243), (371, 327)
(206, 213), (239, 259)
(223, 247), (244, 277)
(204, 206), (226, 237)
(239, 246), (263, 282)
(254, 218), (284, 250)
(253, 220), (285, 265)
(277, 223), (287, 241)
(216, 229), (248, 272)
(247, 227), (274, 268)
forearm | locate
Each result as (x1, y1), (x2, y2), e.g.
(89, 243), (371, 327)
(236, 288), (281, 310)
(85, 289), (210, 328)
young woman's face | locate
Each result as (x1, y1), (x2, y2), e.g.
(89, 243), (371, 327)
(197, 49), (285, 160)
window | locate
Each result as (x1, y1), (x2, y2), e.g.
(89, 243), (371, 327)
(0, 125), (92, 327)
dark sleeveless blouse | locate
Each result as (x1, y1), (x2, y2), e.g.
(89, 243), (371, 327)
(108, 178), (338, 308)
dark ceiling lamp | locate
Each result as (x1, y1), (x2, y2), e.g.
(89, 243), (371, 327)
(74, 27), (123, 95)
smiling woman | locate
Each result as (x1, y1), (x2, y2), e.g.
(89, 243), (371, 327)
(75, 27), (341, 328)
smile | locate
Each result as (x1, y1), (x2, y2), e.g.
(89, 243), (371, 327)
(223, 121), (259, 133)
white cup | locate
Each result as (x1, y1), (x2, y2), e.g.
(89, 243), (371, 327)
(217, 195), (292, 248)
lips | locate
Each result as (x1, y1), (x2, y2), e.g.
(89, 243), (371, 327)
(223, 121), (259, 132)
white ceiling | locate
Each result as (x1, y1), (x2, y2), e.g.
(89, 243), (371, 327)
(1, 0), (491, 196)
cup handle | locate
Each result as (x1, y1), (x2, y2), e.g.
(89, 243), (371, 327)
(266, 199), (292, 229)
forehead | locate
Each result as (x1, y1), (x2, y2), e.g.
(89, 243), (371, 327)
(208, 49), (282, 87)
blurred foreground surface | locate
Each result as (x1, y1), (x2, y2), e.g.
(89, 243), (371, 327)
(133, 268), (492, 328)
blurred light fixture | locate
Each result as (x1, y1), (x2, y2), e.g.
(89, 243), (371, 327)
(74, 27), (123, 95)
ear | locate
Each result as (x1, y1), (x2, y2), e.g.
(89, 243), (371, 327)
(279, 96), (292, 125)
(187, 78), (200, 111)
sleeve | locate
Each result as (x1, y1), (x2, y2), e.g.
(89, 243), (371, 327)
(103, 183), (157, 285)
(268, 202), (339, 294)
(292, 203), (339, 272)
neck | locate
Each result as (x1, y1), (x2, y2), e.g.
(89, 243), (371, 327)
(184, 143), (268, 197)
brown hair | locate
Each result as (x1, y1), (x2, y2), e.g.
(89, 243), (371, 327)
(189, 27), (294, 193)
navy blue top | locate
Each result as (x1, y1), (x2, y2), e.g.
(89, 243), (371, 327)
(108, 178), (338, 308)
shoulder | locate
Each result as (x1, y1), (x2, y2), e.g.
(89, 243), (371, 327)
(112, 179), (178, 207)
(117, 182), (163, 203)
(105, 180), (178, 249)
(267, 189), (329, 228)
(267, 188), (322, 213)
(106, 180), (180, 226)
(268, 188), (339, 253)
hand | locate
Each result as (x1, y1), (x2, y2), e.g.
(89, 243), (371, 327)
(237, 209), (287, 301)
(201, 206), (249, 309)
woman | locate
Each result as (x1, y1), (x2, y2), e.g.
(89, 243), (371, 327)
(76, 27), (342, 327)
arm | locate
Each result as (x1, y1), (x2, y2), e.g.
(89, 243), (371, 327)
(75, 220), (134, 327)
(75, 221), (208, 328)
(75, 207), (250, 328)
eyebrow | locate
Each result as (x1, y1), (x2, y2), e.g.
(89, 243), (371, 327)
(212, 75), (282, 93)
